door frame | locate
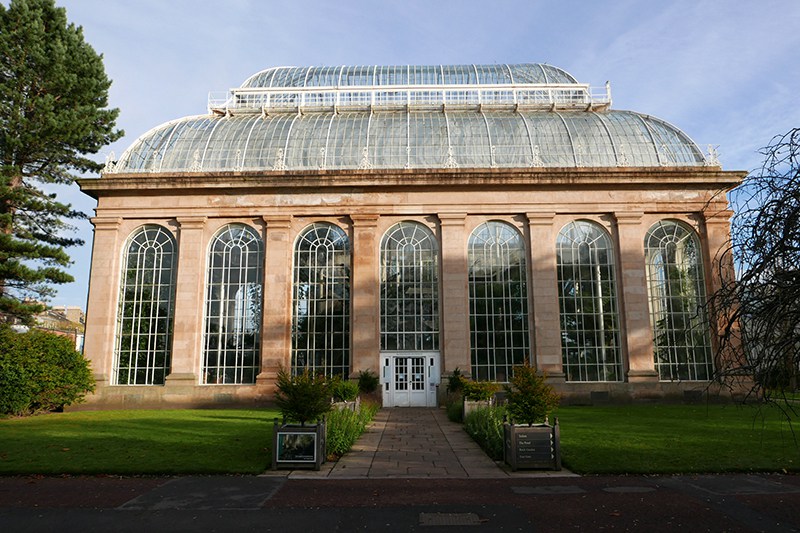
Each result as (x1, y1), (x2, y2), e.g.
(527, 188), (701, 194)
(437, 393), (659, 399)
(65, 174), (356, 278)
(381, 351), (440, 407)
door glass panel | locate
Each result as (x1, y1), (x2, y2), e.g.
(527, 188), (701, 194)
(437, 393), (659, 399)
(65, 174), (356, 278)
(411, 357), (425, 391)
(394, 357), (408, 391)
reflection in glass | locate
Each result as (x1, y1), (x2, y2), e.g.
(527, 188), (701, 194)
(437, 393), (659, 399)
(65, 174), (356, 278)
(468, 221), (529, 382)
(292, 223), (351, 377)
(557, 221), (621, 381)
(645, 220), (712, 381)
(114, 225), (176, 385)
(203, 224), (264, 384)
(381, 222), (439, 351)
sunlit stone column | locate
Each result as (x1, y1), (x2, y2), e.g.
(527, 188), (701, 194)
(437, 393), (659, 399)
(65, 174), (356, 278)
(257, 216), (293, 386)
(438, 213), (470, 375)
(527, 213), (564, 378)
(83, 217), (122, 383)
(615, 212), (658, 382)
(350, 214), (380, 376)
(166, 216), (207, 385)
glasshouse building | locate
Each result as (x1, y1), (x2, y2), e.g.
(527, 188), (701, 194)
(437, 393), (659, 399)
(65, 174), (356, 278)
(79, 63), (743, 408)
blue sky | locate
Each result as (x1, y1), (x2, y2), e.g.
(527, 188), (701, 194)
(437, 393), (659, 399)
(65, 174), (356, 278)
(48, 0), (800, 309)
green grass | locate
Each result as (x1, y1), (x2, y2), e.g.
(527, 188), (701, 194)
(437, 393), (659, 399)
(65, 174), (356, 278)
(556, 404), (799, 474)
(0, 409), (279, 475)
(1, 404), (798, 475)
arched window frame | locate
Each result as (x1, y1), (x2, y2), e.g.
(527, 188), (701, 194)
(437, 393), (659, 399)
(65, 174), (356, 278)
(202, 223), (264, 385)
(380, 221), (440, 352)
(644, 219), (713, 381)
(114, 224), (177, 385)
(556, 220), (622, 382)
(468, 220), (530, 382)
(291, 222), (351, 377)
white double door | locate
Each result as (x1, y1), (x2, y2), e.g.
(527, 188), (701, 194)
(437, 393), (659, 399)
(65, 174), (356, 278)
(381, 352), (440, 407)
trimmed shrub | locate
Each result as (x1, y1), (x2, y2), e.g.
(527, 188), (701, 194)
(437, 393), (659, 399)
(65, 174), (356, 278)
(331, 377), (360, 402)
(0, 324), (95, 416)
(463, 404), (506, 460)
(460, 377), (499, 401)
(326, 401), (380, 459)
(356, 369), (380, 394)
(274, 367), (331, 425)
(504, 363), (560, 425)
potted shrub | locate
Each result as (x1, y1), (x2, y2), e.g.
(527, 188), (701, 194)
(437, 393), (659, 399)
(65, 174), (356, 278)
(330, 376), (360, 412)
(502, 363), (562, 471)
(272, 367), (331, 471)
(461, 377), (499, 418)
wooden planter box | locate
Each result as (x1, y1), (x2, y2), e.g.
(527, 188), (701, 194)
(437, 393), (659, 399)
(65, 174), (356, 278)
(503, 419), (561, 471)
(271, 420), (326, 471)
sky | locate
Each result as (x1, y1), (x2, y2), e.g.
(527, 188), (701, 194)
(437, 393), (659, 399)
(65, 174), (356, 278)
(42, 0), (800, 310)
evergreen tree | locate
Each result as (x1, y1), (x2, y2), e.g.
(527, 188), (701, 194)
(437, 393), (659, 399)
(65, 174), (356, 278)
(0, 0), (121, 322)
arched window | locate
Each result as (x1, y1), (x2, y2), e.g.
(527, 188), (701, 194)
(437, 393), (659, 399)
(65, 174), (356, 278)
(114, 225), (177, 385)
(380, 221), (439, 351)
(468, 221), (529, 382)
(202, 224), (264, 384)
(557, 221), (622, 381)
(645, 220), (712, 381)
(292, 223), (351, 376)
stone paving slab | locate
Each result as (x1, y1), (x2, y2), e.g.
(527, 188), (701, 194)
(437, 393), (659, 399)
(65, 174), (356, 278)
(290, 407), (578, 479)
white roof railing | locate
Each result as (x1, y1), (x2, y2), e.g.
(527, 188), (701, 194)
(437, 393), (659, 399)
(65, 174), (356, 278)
(208, 82), (612, 115)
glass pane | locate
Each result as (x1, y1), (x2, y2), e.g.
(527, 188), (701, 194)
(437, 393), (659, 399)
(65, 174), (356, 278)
(645, 220), (712, 381)
(468, 221), (529, 382)
(380, 222), (440, 351)
(291, 223), (351, 377)
(202, 224), (264, 384)
(557, 221), (622, 382)
(114, 225), (177, 385)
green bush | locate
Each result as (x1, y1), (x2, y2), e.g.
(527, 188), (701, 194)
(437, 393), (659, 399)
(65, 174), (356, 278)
(274, 367), (331, 425)
(0, 324), (95, 416)
(504, 363), (560, 425)
(326, 401), (379, 458)
(446, 400), (463, 423)
(463, 404), (506, 460)
(330, 377), (360, 402)
(460, 377), (498, 401)
(356, 369), (380, 394)
(446, 368), (464, 394)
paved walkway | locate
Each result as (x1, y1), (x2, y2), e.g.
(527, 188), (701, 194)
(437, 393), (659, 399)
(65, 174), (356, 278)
(286, 407), (575, 479)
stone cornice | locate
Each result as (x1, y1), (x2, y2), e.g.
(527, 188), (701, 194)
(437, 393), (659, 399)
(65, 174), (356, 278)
(79, 167), (745, 199)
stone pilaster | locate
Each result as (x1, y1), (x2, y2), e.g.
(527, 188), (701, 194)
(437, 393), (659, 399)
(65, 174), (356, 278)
(257, 216), (293, 385)
(83, 217), (123, 383)
(615, 212), (658, 382)
(527, 213), (564, 378)
(438, 213), (470, 375)
(166, 216), (207, 385)
(350, 214), (380, 376)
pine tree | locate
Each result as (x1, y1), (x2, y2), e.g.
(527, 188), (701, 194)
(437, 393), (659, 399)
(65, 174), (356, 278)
(0, 0), (122, 323)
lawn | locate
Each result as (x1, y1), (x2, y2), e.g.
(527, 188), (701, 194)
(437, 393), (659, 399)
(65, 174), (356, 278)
(556, 403), (799, 474)
(0, 404), (798, 475)
(0, 409), (279, 475)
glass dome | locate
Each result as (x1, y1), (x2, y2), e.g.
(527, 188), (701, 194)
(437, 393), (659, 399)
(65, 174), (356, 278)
(241, 63), (579, 88)
(108, 63), (708, 174)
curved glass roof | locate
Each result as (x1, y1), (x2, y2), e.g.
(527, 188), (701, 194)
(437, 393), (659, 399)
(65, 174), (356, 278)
(107, 63), (708, 175)
(111, 109), (706, 173)
(241, 63), (578, 88)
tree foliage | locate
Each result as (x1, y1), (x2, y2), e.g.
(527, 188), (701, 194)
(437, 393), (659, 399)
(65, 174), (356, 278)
(0, 323), (95, 415)
(0, 0), (122, 322)
(712, 128), (800, 401)
(274, 367), (332, 425)
(504, 363), (560, 425)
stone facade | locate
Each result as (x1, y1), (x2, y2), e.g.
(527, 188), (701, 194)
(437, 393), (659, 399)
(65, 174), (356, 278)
(78, 167), (743, 408)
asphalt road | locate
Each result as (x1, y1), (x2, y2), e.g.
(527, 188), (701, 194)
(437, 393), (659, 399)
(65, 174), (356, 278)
(1, 473), (799, 532)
